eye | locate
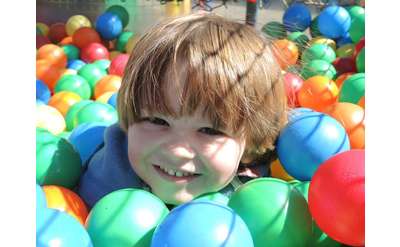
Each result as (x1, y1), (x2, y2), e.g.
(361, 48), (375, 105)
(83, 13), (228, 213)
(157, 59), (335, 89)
(198, 127), (225, 136)
(143, 117), (170, 126)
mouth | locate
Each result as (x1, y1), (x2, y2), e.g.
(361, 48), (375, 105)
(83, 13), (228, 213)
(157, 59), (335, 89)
(152, 164), (201, 183)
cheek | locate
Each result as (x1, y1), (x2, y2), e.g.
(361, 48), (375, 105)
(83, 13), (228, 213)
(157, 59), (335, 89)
(127, 126), (162, 165)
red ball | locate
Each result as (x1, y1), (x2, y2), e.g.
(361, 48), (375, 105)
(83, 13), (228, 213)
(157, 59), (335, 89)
(72, 27), (101, 49)
(353, 37), (365, 58)
(283, 72), (303, 107)
(308, 150), (365, 246)
(48, 23), (68, 44)
(332, 57), (357, 76)
(109, 54), (129, 76)
(80, 43), (110, 63)
(36, 35), (51, 49)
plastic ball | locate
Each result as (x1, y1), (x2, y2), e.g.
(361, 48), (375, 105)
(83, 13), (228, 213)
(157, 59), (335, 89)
(93, 59), (111, 71)
(193, 192), (229, 205)
(96, 92), (115, 104)
(48, 91), (82, 117)
(73, 102), (118, 128)
(301, 44), (336, 64)
(109, 54), (129, 76)
(297, 75), (338, 112)
(106, 5), (130, 28)
(354, 37), (365, 57)
(309, 150), (365, 246)
(282, 3), (311, 32)
(65, 100), (93, 131)
(72, 27), (101, 49)
(317, 6), (351, 39)
(36, 104), (66, 135)
(228, 178), (312, 247)
(36, 22), (49, 36)
(81, 42), (110, 63)
(55, 74), (92, 100)
(93, 75), (122, 99)
(356, 47), (365, 72)
(261, 21), (287, 39)
(36, 35), (51, 49)
(332, 57), (357, 76)
(287, 31), (309, 51)
(347, 5), (365, 20)
(335, 72), (353, 89)
(62, 44), (80, 61)
(37, 208), (93, 247)
(59, 36), (73, 45)
(283, 72), (303, 107)
(96, 12), (123, 40)
(310, 16), (322, 37)
(339, 73), (365, 104)
(301, 59), (337, 80)
(358, 96), (365, 109)
(349, 13), (365, 43)
(272, 39), (299, 69)
(152, 201), (253, 247)
(37, 44), (68, 68)
(310, 37), (336, 51)
(277, 110), (350, 181)
(335, 43), (355, 58)
(36, 59), (66, 92)
(270, 158), (294, 181)
(36, 183), (47, 209)
(125, 35), (140, 54)
(86, 188), (169, 247)
(36, 79), (51, 104)
(42, 185), (89, 225)
(36, 130), (81, 188)
(78, 64), (107, 91)
(67, 59), (86, 71)
(66, 15), (92, 36)
(68, 122), (108, 164)
(62, 69), (78, 76)
(48, 22), (68, 44)
(336, 32), (353, 47)
(107, 93), (118, 108)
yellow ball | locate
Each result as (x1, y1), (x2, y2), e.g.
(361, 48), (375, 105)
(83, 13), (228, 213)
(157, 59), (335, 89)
(110, 51), (122, 60)
(66, 15), (92, 36)
(125, 35), (140, 54)
(48, 91), (82, 117)
(37, 22), (49, 36)
(96, 91), (115, 104)
(270, 159), (295, 182)
(62, 69), (78, 76)
(36, 104), (66, 135)
(309, 36), (336, 51)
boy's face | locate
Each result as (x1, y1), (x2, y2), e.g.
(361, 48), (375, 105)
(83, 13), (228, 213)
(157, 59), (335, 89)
(127, 87), (246, 205)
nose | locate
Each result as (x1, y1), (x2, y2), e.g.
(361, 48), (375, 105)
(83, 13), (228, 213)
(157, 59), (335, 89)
(160, 137), (196, 163)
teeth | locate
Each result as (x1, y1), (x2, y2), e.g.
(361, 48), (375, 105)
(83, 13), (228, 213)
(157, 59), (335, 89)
(157, 165), (196, 177)
(175, 171), (183, 177)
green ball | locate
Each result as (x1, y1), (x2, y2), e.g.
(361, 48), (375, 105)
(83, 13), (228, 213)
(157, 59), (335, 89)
(62, 44), (80, 61)
(55, 74), (92, 100)
(78, 64), (107, 92)
(310, 16), (322, 38)
(106, 5), (130, 28)
(93, 59), (111, 71)
(349, 13), (365, 43)
(65, 100), (93, 131)
(228, 178), (312, 247)
(86, 188), (169, 247)
(347, 6), (365, 20)
(339, 73), (365, 104)
(302, 44), (336, 64)
(301, 59), (337, 80)
(335, 43), (355, 58)
(356, 47), (365, 72)
(117, 31), (134, 52)
(288, 32), (310, 52)
(193, 192), (229, 205)
(262, 21), (287, 39)
(36, 131), (82, 188)
(73, 102), (118, 128)
(293, 182), (341, 247)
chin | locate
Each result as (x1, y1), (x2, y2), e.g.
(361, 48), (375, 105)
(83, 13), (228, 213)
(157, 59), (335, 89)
(153, 189), (195, 206)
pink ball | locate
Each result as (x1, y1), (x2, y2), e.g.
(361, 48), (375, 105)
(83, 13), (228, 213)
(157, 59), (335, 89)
(283, 72), (303, 107)
(80, 42), (110, 63)
(109, 54), (129, 76)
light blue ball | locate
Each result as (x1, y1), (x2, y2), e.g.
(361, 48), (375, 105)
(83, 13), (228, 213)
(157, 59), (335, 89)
(36, 79), (50, 104)
(107, 93), (118, 108)
(277, 110), (350, 181)
(37, 208), (93, 247)
(283, 3), (311, 32)
(68, 122), (108, 166)
(67, 59), (86, 71)
(36, 183), (47, 209)
(318, 6), (351, 39)
(96, 12), (123, 40)
(151, 201), (254, 247)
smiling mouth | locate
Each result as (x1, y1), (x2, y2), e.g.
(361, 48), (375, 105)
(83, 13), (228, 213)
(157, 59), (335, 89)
(152, 164), (201, 182)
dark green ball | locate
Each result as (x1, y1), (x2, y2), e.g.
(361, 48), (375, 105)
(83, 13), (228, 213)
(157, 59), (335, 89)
(301, 59), (337, 79)
(116, 31), (134, 52)
(106, 5), (130, 28)
(288, 32), (310, 52)
(301, 44), (336, 64)
(62, 44), (80, 61)
(339, 73), (365, 104)
(262, 21), (287, 39)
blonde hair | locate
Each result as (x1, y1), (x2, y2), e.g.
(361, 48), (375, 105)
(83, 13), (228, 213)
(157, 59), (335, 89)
(118, 13), (288, 163)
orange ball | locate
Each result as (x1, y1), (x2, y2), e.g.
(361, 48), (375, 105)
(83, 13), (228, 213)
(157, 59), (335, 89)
(272, 39), (299, 69)
(270, 159), (295, 182)
(42, 185), (89, 225)
(298, 75), (339, 112)
(37, 44), (68, 68)
(36, 59), (66, 92)
(48, 22), (68, 44)
(324, 102), (365, 149)
(48, 91), (82, 117)
(72, 27), (101, 49)
(335, 72), (354, 90)
(358, 96), (365, 109)
(59, 36), (73, 45)
(94, 75), (122, 99)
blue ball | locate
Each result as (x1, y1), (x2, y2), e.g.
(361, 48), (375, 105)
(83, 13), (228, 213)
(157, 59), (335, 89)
(36, 79), (51, 104)
(151, 201), (254, 247)
(318, 6), (351, 39)
(336, 32), (353, 47)
(96, 12), (123, 40)
(68, 122), (108, 166)
(37, 208), (93, 247)
(283, 3), (311, 32)
(277, 111), (350, 181)
(107, 93), (118, 108)
(36, 183), (47, 209)
(67, 59), (86, 71)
